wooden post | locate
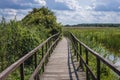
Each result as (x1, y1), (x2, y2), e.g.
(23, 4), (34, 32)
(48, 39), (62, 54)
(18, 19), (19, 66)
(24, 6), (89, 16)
(46, 42), (47, 53)
(48, 40), (51, 57)
(80, 43), (83, 70)
(86, 49), (89, 80)
(46, 42), (48, 63)
(34, 52), (37, 69)
(76, 42), (78, 61)
(74, 39), (76, 56)
(97, 58), (100, 80)
(42, 46), (44, 72)
(34, 73), (39, 80)
(20, 63), (24, 80)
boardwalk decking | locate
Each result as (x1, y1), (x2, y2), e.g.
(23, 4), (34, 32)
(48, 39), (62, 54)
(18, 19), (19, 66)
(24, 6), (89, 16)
(40, 37), (86, 80)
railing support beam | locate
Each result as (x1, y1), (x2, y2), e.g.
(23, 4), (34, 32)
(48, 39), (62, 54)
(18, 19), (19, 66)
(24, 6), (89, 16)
(20, 63), (24, 80)
(97, 58), (100, 80)
(86, 49), (89, 80)
(42, 46), (44, 72)
(79, 43), (83, 70)
(34, 52), (37, 69)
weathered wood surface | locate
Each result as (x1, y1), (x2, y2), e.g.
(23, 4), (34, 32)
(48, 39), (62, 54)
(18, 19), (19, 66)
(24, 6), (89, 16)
(40, 37), (86, 80)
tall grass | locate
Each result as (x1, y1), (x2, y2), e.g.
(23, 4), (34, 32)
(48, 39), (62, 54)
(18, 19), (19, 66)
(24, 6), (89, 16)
(66, 27), (120, 55)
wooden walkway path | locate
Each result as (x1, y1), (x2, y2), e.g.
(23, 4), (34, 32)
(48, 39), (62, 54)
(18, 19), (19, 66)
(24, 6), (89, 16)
(40, 37), (86, 80)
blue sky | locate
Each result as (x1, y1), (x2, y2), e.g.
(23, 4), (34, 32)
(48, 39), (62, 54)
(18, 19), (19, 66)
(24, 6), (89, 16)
(0, 0), (120, 25)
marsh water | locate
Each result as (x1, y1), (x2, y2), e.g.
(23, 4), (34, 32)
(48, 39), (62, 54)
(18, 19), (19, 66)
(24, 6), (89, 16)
(94, 44), (120, 69)
(107, 52), (120, 68)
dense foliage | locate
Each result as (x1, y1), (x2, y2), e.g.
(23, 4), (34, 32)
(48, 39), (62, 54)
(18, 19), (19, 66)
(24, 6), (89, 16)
(22, 7), (62, 35)
(0, 7), (62, 73)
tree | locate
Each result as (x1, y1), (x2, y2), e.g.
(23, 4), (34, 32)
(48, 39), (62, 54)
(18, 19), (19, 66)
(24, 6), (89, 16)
(22, 7), (62, 35)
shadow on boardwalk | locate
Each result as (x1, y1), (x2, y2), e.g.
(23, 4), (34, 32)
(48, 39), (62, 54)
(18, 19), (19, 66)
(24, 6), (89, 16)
(67, 39), (85, 80)
(40, 37), (86, 80)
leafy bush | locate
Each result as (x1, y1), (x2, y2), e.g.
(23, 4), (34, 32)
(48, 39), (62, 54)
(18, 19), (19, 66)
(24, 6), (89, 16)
(0, 7), (62, 73)
(22, 7), (62, 35)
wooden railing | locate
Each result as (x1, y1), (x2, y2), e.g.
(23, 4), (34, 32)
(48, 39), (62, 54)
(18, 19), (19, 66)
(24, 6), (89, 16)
(0, 33), (61, 80)
(69, 33), (120, 80)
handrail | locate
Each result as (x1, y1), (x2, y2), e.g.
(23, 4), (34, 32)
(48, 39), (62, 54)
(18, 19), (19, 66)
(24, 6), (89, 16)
(29, 37), (60, 80)
(69, 32), (120, 80)
(0, 33), (60, 80)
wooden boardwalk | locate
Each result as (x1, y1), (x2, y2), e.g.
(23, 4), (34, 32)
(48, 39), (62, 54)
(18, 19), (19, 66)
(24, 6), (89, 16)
(40, 37), (86, 80)
(1, 33), (120, 80)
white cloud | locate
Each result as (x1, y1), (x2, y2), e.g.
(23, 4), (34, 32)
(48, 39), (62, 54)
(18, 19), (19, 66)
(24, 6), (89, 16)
(0, 9), (17, 16)
(53, 9), (120, 25)
(65, 0), (81, 10)
(119, 6), (120, 9)
(54, 10), (91, 24)
(0, 8), (31, 21)
(0, 0), (120, 24)
(51, 0), (120, 24)
(34, 0), (46, 6)
(54, 0), (95, 11)
(54, 0), (82, 10)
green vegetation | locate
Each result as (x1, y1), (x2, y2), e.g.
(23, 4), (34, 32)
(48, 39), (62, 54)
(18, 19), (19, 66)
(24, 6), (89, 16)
(65, 23), (120, 27)
(0, 6), (62, 76)
(65, 27), (120, 54)
(22, 7), (62, 35)
(64, 27), (120, 80)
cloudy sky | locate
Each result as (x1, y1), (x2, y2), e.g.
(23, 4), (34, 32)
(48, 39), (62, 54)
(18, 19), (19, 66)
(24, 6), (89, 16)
(0, 0), (120, 25)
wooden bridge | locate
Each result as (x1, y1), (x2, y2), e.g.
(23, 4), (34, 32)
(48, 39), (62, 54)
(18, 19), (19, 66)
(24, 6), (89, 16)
(40, 37), (86, 80)
(0, 33), (120, 80)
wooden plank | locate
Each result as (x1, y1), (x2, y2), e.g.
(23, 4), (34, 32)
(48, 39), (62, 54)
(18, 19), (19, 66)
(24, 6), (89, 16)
(40, 37), (86, 80)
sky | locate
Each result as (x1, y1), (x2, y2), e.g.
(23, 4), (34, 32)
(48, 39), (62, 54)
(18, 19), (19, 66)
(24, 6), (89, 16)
(0, 0), (120, 25)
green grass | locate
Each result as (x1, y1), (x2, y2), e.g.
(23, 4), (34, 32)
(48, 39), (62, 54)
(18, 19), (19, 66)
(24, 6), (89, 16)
(65, 27), (120, 55)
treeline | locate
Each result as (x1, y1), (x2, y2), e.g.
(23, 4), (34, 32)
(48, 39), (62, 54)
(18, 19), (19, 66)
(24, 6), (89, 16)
(0, 7), (62, 72)
(65, 23), (120, 27)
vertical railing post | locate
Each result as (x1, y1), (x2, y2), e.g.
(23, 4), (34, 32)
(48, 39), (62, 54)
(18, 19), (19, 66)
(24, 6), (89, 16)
(34, 52), (37, 68)
(42, 46), (44, 72)
(20, 63), (24, 80)
(51, 38), (53, 53)
(48, 40), (50, 49)
(71, 36), (74, 54)
(34, 52), (40, 80)
(71, 35), (74, 54)
(76, 42), (78, 61)
(46, 42), (48, 53)
(74, 38), (76, 56)
(86, 49), (89, 80)
(80, 43), (83, 70)
(48, 40), (51, 57)
(50, 42), (52, 55)
(49, 39), (52, 54)
(97, 58), (100, 80)
(49, 39), (51, 54)
(35, 73), (39, 80)
(46, 42), (48, 63)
